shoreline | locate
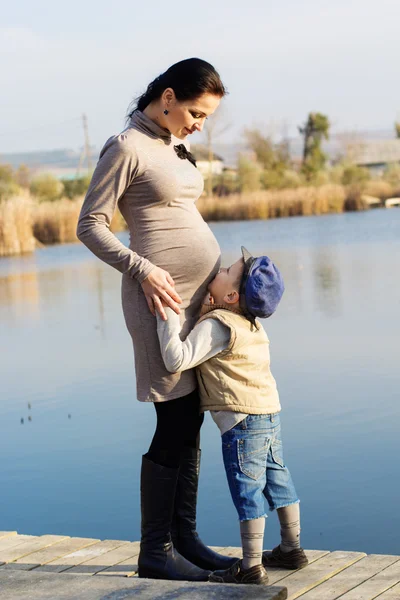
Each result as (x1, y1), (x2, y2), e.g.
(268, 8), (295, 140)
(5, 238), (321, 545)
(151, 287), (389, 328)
(1, 183), (399, 258)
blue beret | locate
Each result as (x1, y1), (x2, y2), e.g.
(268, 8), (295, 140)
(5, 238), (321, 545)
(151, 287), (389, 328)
(239, 246), (284, 319)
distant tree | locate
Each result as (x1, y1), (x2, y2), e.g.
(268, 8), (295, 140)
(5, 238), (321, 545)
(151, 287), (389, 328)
(0, 163), (20, 200)
(0, 164), (14, 185)
(395, 122), (400, 139)
(341, 164), (370, 186)
(244, 128), (291, 190)
(30, 174), (64, 202)
(299, 113), (330, 180)
(237, 156), (262, 192)
(61, 175), (91, 199)
(211, 171), (239, 196)
(244, 128), (289, 172)
(15, 164), (31, 188)
(383, 163), (400, 188)
(201, 108), (231, 197)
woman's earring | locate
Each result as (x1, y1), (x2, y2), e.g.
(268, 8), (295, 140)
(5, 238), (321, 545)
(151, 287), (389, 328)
(163, 109), (169, 115)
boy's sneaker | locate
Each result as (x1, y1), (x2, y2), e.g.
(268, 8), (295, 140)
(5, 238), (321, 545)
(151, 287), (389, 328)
(209, 559), (269, 585)
(262, 546), (308, 570)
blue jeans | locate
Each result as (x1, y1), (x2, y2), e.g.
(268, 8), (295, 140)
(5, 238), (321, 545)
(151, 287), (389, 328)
(221, 413), (299, 521)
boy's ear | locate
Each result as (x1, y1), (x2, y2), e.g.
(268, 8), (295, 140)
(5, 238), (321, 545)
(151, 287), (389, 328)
(224, 290), (240, 305)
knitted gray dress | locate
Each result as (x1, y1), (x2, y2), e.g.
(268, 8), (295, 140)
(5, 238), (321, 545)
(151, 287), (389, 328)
(77, 111), (221, 402)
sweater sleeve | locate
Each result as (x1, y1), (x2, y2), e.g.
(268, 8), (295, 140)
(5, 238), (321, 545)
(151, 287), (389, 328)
(76, 135), (155, 283)
(156, 307), (230, 373)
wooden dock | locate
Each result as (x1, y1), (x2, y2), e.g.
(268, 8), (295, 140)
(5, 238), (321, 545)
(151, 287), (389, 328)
(0, 531), (399, 599)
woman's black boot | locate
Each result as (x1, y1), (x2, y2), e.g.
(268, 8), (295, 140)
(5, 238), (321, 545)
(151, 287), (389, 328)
(172, 447), (238, 571)
(138, 454), (211, 581)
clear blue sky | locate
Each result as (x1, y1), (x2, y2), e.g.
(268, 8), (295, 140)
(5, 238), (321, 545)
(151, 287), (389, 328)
(1, 0), (400, 153)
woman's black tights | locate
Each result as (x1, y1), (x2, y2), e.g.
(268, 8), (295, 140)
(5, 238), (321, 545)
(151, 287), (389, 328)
(147, 389), (204, 469)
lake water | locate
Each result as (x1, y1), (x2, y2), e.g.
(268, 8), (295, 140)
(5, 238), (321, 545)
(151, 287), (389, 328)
(1, 209), (399, 556)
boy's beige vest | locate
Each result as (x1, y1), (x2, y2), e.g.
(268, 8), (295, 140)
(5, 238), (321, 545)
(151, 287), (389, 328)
(196, 308), (281, 414)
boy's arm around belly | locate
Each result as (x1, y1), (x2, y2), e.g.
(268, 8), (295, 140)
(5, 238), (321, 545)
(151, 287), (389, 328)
(156, 307), (230, 373)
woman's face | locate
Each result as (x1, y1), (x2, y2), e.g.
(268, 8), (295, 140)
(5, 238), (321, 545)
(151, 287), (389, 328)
(163, 92), (221, 140)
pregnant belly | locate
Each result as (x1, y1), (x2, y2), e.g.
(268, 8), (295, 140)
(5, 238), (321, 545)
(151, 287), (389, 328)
(147, 226), (221, 310)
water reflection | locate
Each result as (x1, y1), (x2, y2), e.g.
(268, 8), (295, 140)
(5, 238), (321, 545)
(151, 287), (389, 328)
(312, 247), (342, 318)
(0, 263), (108, 340)
(0, 271), (40, 320)
(1, 210), (400, 554)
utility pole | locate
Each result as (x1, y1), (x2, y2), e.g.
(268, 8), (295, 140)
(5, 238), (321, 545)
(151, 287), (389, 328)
(82, 113), (92, 173)
(203, 109), (231, 197)
(205, 126), (213, 198)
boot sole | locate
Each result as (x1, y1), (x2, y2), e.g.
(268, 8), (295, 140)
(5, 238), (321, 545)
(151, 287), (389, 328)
(138, 569), (164, 579)
(209, 575), (270, 585)
(138, 568), (210, 581)
(263, 560), (308, 570)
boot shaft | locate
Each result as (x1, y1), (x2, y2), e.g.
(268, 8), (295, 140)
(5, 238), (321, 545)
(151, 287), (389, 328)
(140, 454), (179, 546)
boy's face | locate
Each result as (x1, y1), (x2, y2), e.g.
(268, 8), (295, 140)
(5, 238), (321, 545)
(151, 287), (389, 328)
(207, 258), (244, 305)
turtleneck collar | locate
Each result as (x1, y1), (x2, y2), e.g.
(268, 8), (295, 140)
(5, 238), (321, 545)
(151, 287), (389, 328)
(130, 110), (171, 143)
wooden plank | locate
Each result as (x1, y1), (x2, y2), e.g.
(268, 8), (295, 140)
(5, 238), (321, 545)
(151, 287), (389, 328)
(97, 556), (139, 577)
(265, 550), (331, 586)
(0, 535), (68, 564)
(217, 546), (242, 559)
(299, 554), (400, 600)
(269, 550), (365, 599)
(0, 532), (17, 540)
(0, 536), (37, 569)
(337, 557), (400, 600)
(35, 540), (128, 574)
(66, 542), (139, 575)
(0, 535), (37, 554)
(377, 582), (400, 599)
(73, 542), (141, 576)
(2, 537), (100, 571)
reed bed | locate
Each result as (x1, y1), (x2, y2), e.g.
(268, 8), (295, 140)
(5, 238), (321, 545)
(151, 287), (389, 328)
(197, 184), (349, 221)
(0, 196), (36, 256)
(0, 181), (395, 257)
(32, 199), (82, 245)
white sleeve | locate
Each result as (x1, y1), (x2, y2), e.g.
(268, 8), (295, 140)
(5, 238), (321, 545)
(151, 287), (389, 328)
(156, 307), (230, 373)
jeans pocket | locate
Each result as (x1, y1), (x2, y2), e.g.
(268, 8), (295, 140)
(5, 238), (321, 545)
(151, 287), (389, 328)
(238, 437), (269, 480)
(271, 439), (285, 468)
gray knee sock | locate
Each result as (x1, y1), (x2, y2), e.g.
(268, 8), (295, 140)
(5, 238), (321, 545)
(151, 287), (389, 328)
(240, 517), (265, 570)
(277, 503), (301, 552)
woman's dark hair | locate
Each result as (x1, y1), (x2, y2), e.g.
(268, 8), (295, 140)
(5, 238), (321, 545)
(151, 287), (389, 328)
(127, 58), (227, 118)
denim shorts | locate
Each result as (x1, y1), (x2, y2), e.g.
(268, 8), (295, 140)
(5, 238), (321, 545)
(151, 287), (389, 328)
(221, 413), (299, 521)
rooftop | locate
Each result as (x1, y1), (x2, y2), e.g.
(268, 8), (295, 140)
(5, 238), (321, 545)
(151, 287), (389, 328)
(190, 144), (224, 162)
(346, 140), (400, 165)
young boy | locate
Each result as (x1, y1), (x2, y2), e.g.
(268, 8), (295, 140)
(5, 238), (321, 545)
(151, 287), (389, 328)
(156, 247), (308, 586)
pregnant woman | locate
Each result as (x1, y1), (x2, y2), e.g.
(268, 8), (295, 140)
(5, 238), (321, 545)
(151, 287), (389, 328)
(77, 58), (236, 581)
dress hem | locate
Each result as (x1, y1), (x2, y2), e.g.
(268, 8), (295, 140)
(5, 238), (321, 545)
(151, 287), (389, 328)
(137, 383), (197, 403)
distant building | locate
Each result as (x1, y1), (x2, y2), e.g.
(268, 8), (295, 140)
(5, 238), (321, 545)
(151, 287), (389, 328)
(190, 145), (224, 176)
(346, 140), (400, 177)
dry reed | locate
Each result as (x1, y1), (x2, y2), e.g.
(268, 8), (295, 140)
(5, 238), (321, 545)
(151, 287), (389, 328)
(197, 185), (348, 222)
(0, 181), (384, 257)
(0, 196), (36, 256)
(364, 181), (394, 199)
(32, 199), (82, 244)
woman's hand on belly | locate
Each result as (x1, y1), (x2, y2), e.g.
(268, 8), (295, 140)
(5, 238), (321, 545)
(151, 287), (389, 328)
(141, 267), (182, 320)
